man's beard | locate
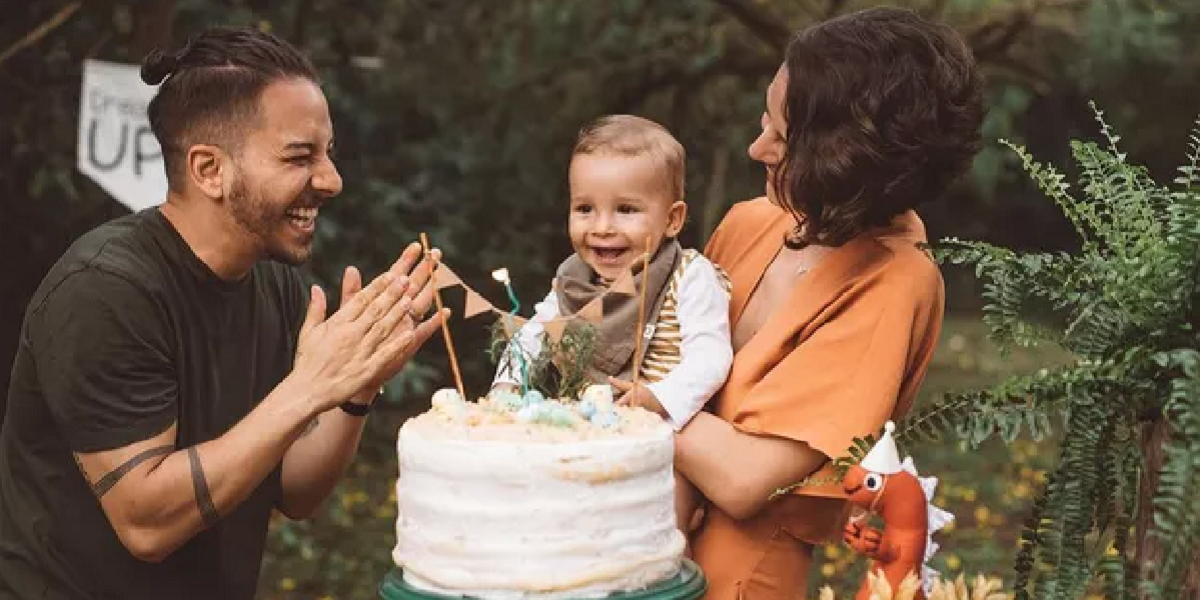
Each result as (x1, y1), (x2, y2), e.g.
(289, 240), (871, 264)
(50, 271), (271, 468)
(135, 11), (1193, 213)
(227, 175), (313, 266)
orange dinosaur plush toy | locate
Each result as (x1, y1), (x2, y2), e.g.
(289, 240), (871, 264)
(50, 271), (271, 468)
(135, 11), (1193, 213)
(842, 422), (953, 600)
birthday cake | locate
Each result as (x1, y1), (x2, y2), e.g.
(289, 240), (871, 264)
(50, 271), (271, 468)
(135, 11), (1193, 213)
(392, 385), (686, 599)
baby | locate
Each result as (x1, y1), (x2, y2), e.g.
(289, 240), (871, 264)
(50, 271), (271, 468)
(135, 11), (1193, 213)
(492, 114), (733, 546)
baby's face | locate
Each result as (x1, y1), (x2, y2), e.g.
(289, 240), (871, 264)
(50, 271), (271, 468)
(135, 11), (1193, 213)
(567, 153), (686, 283)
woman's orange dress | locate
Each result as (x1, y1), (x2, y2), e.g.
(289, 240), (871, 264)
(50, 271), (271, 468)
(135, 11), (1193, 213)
(692, 197), (945, 600)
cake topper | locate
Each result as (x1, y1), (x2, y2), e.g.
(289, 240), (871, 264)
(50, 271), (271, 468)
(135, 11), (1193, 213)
(418, 253), (650, 410)
(421, 232), (466, 402)
(491, 267), (531, 394)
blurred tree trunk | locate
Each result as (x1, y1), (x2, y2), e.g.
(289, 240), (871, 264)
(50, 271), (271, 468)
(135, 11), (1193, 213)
(133, 0), (175, 56)
(701, 145), (729, 243)
(1136, 418), (1200, 599)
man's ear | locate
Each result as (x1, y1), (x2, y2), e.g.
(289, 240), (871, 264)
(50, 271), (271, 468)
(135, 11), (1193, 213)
(186, 144), (227, 200)
(665, 200), (688, 238)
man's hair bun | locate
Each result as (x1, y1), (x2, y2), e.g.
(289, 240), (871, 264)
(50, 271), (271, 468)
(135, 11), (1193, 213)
(140, 49), (179, 85)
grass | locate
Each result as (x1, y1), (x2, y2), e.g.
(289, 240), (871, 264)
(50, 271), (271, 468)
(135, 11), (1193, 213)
(257, 313), (1072, 600)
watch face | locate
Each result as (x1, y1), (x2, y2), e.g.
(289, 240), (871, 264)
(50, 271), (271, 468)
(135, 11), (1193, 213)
(341, 399), (372, 416)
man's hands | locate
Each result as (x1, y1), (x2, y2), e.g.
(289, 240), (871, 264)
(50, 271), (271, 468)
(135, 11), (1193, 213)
(289, 242), (448, 412)
(609, 377), (668, 420)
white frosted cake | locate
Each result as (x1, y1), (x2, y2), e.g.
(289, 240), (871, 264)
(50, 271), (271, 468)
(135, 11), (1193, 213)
(392, 386), (685, 599)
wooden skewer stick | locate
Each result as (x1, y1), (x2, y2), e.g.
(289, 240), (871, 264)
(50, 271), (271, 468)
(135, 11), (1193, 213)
(631, 236), (652, 390)
(420, 232), (466, 401)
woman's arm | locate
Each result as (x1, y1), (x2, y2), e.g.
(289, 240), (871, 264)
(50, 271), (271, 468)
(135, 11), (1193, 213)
(674, 412), (827, 520)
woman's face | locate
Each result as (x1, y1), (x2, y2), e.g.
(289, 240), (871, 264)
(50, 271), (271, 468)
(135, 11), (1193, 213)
(748, 66), (789, 205)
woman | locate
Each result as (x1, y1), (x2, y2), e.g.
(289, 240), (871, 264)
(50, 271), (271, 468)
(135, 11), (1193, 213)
(674, 7), (984, 599)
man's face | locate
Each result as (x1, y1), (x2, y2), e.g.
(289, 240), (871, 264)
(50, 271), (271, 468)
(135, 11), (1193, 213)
(567, 153), (685, 283)
(226, 78), (342, 266)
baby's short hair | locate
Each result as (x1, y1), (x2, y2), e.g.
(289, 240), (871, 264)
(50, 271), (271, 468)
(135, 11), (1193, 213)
(572, 115), (685, 202)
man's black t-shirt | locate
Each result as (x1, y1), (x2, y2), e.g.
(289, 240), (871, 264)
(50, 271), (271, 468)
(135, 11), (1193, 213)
(0, 209), (307, 599)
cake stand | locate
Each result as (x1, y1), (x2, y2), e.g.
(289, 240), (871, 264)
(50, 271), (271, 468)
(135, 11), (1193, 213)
(379, 560), (707, 600)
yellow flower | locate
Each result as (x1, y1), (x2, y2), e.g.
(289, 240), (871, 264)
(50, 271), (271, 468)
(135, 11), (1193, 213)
(974, 506), (990, 525)
(945, 554), (961, 571)
(1012, 483), (1032, 499)
(279, 578), (296, 591)
(824, 545), (842, 560)
(821, 563), (836, 578)
(962, 488), (977, 502)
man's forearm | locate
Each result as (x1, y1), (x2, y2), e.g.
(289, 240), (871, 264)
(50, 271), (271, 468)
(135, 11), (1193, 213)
(277, 403), (369, 518)
(97, 379), (320, 561)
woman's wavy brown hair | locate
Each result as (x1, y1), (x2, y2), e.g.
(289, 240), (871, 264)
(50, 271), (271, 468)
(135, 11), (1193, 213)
(773, 7), (984, 248)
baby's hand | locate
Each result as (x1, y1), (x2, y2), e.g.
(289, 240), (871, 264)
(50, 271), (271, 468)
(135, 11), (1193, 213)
(608, 377), (668, 420)
(490, 382), (520, 395)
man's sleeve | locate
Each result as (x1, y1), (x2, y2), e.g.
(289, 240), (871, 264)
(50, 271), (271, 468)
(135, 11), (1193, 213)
(31, 269), (178, 453)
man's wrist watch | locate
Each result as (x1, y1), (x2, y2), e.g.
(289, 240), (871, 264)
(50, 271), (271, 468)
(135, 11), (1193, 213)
(339, 386), (384, 417)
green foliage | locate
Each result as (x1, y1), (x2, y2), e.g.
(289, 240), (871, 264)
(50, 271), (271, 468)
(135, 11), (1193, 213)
(549, 323), (600, 400)
(769, 435), (875, 500)
(487, 316), (599, 400)
(898, 105), (1200, 598)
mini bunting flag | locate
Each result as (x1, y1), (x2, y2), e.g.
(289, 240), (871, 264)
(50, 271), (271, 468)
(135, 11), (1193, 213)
(500, 314), (529, 337)
(463, 289), (494, 318)
(576, 297), (603, 324)
(609, 270), (637, 296)
(432, 263), (463, 290)
(542, 318), (568, 344)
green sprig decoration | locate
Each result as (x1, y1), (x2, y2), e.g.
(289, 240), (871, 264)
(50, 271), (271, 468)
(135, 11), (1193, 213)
(487, 316), (599, 400)
(768, 435), (875, 500)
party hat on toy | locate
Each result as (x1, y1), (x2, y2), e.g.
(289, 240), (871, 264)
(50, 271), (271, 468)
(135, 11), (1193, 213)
(859, 421), (903, 474)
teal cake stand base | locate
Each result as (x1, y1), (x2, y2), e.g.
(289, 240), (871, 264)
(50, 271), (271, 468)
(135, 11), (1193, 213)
(380, 560), (706, 600)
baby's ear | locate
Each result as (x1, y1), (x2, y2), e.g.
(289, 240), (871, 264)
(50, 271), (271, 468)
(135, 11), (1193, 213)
(666, 200), (688, 237)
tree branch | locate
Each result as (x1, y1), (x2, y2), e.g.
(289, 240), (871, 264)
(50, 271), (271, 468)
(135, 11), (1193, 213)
(292, 0), (316, 48)
(705, 0), (791, 54)
(968, 8), (1032, 62)
(967, 0), (1094, 63)
(607, 46), (776, 115)
(0, 2), (82, 67)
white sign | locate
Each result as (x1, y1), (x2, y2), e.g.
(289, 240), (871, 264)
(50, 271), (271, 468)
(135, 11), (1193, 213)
(77, 59), (167, 212)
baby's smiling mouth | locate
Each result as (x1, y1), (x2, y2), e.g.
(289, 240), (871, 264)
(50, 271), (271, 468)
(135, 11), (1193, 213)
(591, 247), (628, 262)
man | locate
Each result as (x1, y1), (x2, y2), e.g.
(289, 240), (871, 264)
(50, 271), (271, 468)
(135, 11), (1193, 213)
(0, 27), (444, 599)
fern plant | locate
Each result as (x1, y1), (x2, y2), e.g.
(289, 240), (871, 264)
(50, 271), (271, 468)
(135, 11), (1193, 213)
(897, 104), (1200, 599)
